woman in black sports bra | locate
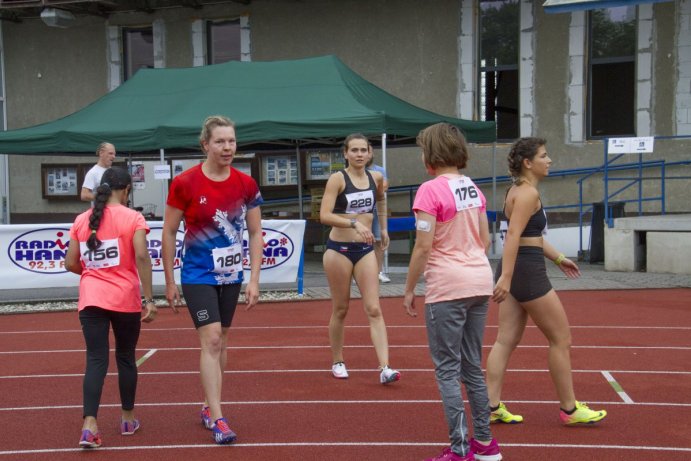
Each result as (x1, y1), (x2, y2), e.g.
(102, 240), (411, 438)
(319, 133), (400, 385)
(486, 137), (606, 426)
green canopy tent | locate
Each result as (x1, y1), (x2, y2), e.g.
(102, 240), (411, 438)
(0, 55), (495, 153)
(0, 55), (496, 222)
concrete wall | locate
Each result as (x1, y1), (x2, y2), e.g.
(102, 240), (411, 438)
(1, 0), (689, 223)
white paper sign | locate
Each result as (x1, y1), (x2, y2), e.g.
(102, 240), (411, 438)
(153, 164), (171, 179)
(630, 137), (654, 153)
(608, 137), (654, 154)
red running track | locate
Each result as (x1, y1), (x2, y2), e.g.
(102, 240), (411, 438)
(0, 288), (690, 460)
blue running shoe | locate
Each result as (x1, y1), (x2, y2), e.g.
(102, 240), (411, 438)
(212, 417), (237, 444)
(201, 406), (213, 430)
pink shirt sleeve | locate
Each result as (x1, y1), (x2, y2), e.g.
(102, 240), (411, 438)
(412, 181), (440, 219)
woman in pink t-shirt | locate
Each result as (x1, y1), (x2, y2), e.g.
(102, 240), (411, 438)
(403, 123), (501, 461)
(65, 166), (155, 449)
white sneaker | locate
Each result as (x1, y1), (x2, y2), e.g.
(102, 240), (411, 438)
(332, 361), (349, 379)
(378, 272), (391, 283)
(379, 366), (400, 384)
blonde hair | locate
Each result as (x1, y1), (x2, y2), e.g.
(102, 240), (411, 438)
(199, 115), (235, 151)
(95, 142), (113, 156)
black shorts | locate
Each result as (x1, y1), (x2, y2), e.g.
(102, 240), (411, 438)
(494, 246), (552, 302)
(182, 284), (241, 329)
(326, 239), (374, 265)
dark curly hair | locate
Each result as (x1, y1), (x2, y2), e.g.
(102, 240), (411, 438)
(87, 166), (131, 251)
(507, 137), (546, 185)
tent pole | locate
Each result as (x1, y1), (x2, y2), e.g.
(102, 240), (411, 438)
(3, 154), (9, 224)
(382, 132), (388, 274)
(127, 153), (133, 208)
(491, 142), (497, 256)
(296, 143), (303, 219)
(160, 148), (166, 219)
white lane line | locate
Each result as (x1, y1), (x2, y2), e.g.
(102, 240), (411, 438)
(3, 399), (691, 412)
(3, 368), (691, 380)
(136, 349), (157, 368)
(601, 370), (635, 403)
(1, 441), (690, 456)
(3, 324), (691, 335)
(3, 344), (691, 354)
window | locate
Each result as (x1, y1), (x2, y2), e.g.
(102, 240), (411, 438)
(588, 7), (636, 138)
(123, 26), (154, 80)
(207, 19), (241, 64)
(478, 0), (519, 141)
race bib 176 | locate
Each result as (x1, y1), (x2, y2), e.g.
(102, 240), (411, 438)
(448, 177), (482, 211)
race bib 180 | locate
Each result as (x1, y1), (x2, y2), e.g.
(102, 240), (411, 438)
(211, 243), (243, 274)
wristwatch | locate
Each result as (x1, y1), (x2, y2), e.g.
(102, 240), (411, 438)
(350, 218), (357, 229)
(141, 298), (154, 307)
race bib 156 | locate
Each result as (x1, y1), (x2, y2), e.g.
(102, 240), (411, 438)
(80, 238), (121, 269)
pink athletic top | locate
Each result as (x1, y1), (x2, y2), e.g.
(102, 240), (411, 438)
(413, 175), (493, 304)
(70, 204), (150, 313)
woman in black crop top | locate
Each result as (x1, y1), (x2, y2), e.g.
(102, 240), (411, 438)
(486, 137), (607, 426)
(319, 133), (400, 385)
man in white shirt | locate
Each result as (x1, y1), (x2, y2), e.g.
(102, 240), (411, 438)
(81, 142), (116, 204)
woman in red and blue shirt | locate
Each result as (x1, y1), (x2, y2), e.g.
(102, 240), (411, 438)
(162, 115), (263, 445)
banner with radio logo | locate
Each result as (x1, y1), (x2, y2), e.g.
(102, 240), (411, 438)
(1, 220), (305, 289)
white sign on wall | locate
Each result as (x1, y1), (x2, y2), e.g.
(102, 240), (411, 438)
(153, 164), (171, 179)
(608, 137), (654, 154)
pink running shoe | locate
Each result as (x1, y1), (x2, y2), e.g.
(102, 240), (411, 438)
(78, 429), (102, 448)
(470, 438), (502, 461)
(423, 447), (475, 461)
(120, 419), (140, 436)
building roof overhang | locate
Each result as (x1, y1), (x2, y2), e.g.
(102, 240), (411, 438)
(543, 0), (673, 14)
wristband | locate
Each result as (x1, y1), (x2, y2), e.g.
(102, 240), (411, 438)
(554, 254), (566, 266)
(142, 298), (154, 307)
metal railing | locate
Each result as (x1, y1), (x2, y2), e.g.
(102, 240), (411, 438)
(263, 140), (691, 258)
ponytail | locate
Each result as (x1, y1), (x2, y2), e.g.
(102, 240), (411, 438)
(86, 167), (132, 251)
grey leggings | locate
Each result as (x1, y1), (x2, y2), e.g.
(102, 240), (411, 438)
(425, 296), (492, 457)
